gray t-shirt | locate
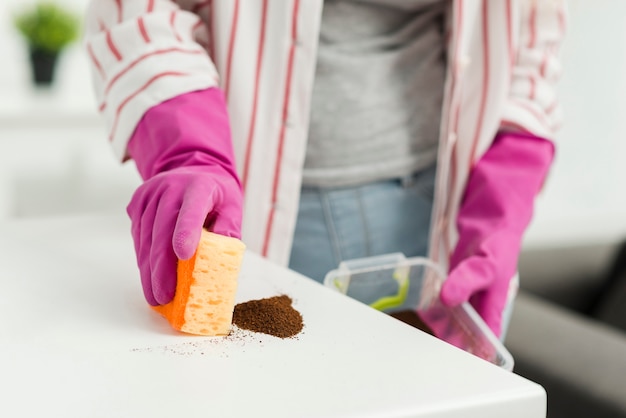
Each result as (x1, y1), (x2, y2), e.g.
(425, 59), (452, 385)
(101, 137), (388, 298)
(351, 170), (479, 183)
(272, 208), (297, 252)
(303, 0), (447, 187)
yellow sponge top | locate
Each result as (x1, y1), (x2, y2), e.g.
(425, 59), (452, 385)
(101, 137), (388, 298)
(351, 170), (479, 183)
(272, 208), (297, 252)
(152, 230), (245, 336)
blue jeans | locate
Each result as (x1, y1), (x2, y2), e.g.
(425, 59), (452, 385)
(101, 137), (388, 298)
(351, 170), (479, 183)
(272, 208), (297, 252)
(289, 164), (436, 283)
(288, 163), (515, 340)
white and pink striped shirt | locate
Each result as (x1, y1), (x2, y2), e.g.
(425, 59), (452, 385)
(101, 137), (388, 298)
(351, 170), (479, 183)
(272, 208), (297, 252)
(84, 0), (567, 272)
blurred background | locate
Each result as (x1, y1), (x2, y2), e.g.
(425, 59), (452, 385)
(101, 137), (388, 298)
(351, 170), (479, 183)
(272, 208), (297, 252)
(1, 1), (625, 417)
(0, 0), (141, 222)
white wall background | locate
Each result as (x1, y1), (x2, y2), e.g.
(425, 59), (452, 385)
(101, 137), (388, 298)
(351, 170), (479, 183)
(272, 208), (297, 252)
(0, 0), (141, 220)
(526, 0), (626, 248)
(0, 0), (625, 251)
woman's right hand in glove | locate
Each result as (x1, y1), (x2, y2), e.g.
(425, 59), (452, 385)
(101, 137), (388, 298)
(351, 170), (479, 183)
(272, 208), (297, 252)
(125, 88), (242, 306)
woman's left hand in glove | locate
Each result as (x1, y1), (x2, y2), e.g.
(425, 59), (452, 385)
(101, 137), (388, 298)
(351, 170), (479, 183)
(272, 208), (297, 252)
(439, 131), (555, 337)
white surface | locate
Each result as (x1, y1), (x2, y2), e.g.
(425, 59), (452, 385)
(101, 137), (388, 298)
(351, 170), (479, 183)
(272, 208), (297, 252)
(0, 214), (546, 418)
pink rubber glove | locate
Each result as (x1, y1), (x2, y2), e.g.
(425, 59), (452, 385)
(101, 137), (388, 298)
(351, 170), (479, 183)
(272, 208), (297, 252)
(439, 131), (555, 337)
(126, 88), (242, 306)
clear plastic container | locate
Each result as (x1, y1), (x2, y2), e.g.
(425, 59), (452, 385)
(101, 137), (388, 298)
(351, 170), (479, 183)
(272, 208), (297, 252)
(323, 253), (514, 371)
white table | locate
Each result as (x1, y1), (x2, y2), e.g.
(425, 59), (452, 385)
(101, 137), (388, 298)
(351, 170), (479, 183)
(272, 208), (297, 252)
(0, 214), (546, 418)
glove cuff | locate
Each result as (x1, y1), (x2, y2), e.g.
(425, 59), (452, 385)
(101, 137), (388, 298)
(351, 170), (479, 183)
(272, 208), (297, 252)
(127, 87), (239, 185)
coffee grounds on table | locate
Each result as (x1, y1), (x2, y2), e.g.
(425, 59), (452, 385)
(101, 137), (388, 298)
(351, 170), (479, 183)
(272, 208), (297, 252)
(232, 295), (303, 338)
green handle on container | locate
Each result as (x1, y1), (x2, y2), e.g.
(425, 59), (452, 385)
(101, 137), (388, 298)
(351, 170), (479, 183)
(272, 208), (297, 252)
(369, 266), (410, 311)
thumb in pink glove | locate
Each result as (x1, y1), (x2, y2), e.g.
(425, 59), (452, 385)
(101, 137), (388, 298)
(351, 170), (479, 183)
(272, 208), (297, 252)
(126, 88), (242, 306)
(439, 131), (554, 337)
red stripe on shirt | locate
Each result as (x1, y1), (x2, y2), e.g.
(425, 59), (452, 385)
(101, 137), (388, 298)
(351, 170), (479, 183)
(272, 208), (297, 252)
(529, 75), (536, 100)
(170, 11), (182, 42)
(108, 71), (188, 141)
(224, 0), (240, 98)
(87, 44), (105, 79)
(242, 0), (269, 190)
(106, 31), (123, 61)
(102, 47), (203, 98)
(539, 49), (549, 77)
(527, 1), (537, 49)
(147, 0), (155, 13)
(262, 0), (300, 257)
(208, 2), (215, 59)
(114, 0), (122, 23)
(505, 0), (514, 69)
(137, 17), (150, 43)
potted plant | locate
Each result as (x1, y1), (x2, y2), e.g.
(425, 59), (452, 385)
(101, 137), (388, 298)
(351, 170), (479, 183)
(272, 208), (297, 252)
(13, 1), (80, 86)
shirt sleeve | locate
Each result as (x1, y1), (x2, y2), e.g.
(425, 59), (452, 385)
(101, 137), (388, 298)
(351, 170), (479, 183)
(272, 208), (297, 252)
(83, 0), (219, 160)
(500, 0), (568, 140)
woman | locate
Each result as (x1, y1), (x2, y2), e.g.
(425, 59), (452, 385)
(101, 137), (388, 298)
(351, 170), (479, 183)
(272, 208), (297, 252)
(84, 0), (567, 339)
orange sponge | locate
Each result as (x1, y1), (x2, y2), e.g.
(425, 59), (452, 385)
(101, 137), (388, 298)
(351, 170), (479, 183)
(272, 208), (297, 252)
(152, 229), (246, 336)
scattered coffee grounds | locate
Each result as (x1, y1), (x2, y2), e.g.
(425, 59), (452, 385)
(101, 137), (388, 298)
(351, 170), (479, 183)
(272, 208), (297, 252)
(389, 310), (434, 336)
(232, 295), (303, 338)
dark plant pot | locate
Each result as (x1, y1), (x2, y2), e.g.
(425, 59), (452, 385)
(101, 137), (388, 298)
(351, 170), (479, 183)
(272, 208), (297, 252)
(29, 48), (59, 86)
